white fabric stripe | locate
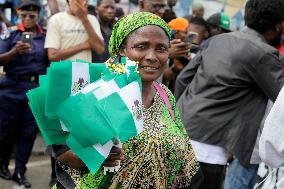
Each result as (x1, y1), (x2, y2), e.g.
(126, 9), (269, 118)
(117, 82), (143, 134)
(92, 140), (114, 158)
(125, 59), (137, 77)
(59, 120), (69, 132)
(81, 79), (104, 94)
(93, 79), (120, 100)
(71, 62), (90, 96)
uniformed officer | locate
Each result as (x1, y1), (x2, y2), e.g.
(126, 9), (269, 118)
(0, 1), (49, 188)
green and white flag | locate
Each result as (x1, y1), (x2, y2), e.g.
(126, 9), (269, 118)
(95, 81), (143, 143)
(66, 135), (114, 174)
(57, 74), (128, 147)
(45, 61), (109, 118)
(27, 76), (69, 145)
(28, 56), (144, 175)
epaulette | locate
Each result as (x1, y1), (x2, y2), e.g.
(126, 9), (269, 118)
(0, 26), (18, 40)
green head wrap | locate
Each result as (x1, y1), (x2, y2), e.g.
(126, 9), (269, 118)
(109, 12), (171, 56)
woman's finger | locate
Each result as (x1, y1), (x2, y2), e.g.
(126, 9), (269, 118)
(110, 146), (122, 154)
(105, 154), (124, 161)
(103, 160), (119, 167)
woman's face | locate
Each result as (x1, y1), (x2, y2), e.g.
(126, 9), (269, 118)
(120, 25), (170, 83)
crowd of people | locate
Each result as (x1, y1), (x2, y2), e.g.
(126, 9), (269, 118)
(0, 0), (283, 189)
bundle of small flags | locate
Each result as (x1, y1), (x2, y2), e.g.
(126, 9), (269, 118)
(27, 57), (143, 174)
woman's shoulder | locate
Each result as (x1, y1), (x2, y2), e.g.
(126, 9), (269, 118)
(156, 82), (176, 105)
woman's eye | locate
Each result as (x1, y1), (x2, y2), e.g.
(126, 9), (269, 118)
(133, 45), (145, 49)
(157, 46), (168, 52)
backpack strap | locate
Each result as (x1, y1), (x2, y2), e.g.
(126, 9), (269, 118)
(152, 82), (175, 121)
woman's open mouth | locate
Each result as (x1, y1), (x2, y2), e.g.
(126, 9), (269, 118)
(140, 66), (159, 71)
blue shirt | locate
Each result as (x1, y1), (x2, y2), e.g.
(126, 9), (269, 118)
(92, 24), (112, 63)
(0, 23), (49, 101)
(0, 23), (49, 76)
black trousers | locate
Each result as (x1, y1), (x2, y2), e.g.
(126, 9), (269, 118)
(0, 95), (38, 174)
(197, 162), (226, 189)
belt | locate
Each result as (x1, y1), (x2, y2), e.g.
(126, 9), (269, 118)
(6, 74), (39, 83)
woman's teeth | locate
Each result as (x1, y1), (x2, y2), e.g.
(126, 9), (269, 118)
(142, 66), (158, 70)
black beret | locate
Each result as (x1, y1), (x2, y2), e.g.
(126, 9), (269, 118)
(17, 1), (41, 12)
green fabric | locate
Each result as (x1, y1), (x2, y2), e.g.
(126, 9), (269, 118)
(95, 81), (142, 143)
(27, 85), (69, 145)
(66, 135), (108, 174)
(57, 74), (129, 147)
(220, 12), (231, 31)
(45, 61), (109, 118)
(45, 61), (73, 119)
(109, 12), (171, 56)
(76, 84), (199, 189)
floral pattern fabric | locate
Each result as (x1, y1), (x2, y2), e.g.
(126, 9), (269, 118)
(76, 84), (199, 189)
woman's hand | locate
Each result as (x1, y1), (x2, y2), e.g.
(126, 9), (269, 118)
(103, 142), (125, 167)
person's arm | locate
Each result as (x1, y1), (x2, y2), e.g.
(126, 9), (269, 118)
(174, 51), (202, 100)
(57, 150), (86, 170)
(244, 53), (284, 101)
(45, 14), (93, 61)
(0, 48), (17, 66)
(47, 41), (90, 62)
(259, 87), (284, 168)
(55, 142), (124, 170)
(0, 41), (31, 66)
(73, 1), (104, 54)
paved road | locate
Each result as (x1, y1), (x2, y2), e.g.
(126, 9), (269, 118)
(0, 155), (51, 189)
(0, 135), (51, 189)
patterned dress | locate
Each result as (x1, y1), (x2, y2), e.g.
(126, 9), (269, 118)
(75, 84), (199, 189)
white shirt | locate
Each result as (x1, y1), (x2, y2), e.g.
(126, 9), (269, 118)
(45, 12), (103, 62)
(190, 140), (228, 165)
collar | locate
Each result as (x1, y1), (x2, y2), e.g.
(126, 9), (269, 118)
(18, 22), (44, 34)
(241, 26), (266, 43)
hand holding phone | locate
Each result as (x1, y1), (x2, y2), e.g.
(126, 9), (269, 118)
(21, 32), (33, 45)
(169, 39), (191, 59)
(187, 32), (198, 44)
(16, 37), (32, 55)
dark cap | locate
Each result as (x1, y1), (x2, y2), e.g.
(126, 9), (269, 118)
(17, 1), (41, 12)
(207, 12), (231, 32)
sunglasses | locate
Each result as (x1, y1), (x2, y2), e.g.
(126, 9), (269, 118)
(20, 14), (37, 19)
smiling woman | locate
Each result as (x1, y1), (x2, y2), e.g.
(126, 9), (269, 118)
(72, 12), (201, 189)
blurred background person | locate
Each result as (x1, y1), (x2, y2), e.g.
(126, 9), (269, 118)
(187, 16), (209, 55)
(184, 2), (204, 21)
(162, 0), (177, 23)
(0, 1), (49, 188)
(191, 3), (204, 18)
(92, 0), (116, 63)
(138, 0), (192, 85)
(138, 0), (166, 18)
(175, 0), (284, 188)
(45, 0), (104, 63)
(206, 12), (232, 37)
(163, 17), (189, 92)
(114, 0), (124, 21)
